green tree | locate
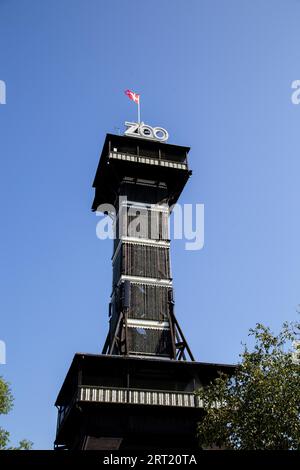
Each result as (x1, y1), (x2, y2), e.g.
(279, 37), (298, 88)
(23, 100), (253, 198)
(197, 322), (300, 450)
(0, 376), (32, 450)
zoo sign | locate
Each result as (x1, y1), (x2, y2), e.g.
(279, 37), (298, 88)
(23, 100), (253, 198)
(124, 121), (169, 142)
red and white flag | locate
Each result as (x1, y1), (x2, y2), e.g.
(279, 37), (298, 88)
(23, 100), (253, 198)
(124, 89), (140, 104)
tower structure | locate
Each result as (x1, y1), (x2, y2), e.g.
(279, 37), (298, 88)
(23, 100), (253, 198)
(97, 131), (194, 361)
(54, 122), (234, 451)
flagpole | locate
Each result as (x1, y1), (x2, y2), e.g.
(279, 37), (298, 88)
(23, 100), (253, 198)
(138, 98), (141, 124)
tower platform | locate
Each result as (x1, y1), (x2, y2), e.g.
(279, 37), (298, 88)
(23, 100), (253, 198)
(55, 353), (234, 450)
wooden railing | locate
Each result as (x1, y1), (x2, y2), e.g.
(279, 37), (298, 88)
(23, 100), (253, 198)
(109, 152), (187, 170)
(79, 385), (203, 408)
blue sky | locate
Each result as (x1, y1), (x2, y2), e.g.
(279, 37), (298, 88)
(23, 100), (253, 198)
(1, 0), (300, 449)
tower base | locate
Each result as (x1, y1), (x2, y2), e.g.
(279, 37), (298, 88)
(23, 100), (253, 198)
(54, 354), (235, 451)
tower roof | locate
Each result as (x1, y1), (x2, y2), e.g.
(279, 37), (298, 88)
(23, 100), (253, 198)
(92, 134), (192, 211)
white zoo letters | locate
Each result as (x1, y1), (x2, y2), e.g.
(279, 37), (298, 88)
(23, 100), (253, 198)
(125, 122), (169, 142)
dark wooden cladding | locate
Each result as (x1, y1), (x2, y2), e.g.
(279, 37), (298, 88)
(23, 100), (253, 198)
(127, 327), (172, 356)
(128, 284), (171, 321)
(123, 243), (171, 279)
(114, 206), (169, 251)
(115, 243), (171, 280)
(118, 180), (169, 205)
(126, 209), (169, 240)
(109, 284), (171, 347)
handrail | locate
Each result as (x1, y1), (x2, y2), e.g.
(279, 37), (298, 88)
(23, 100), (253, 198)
(109, 151), (187, 169)
(78, 385), (203, 409)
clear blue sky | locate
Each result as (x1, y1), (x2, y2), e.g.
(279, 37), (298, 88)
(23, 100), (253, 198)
(1, 0), (300, 449)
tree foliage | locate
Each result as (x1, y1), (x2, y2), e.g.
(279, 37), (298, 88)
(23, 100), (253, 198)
(0, 376), (33, 450)
(197, 322), (300, 450)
